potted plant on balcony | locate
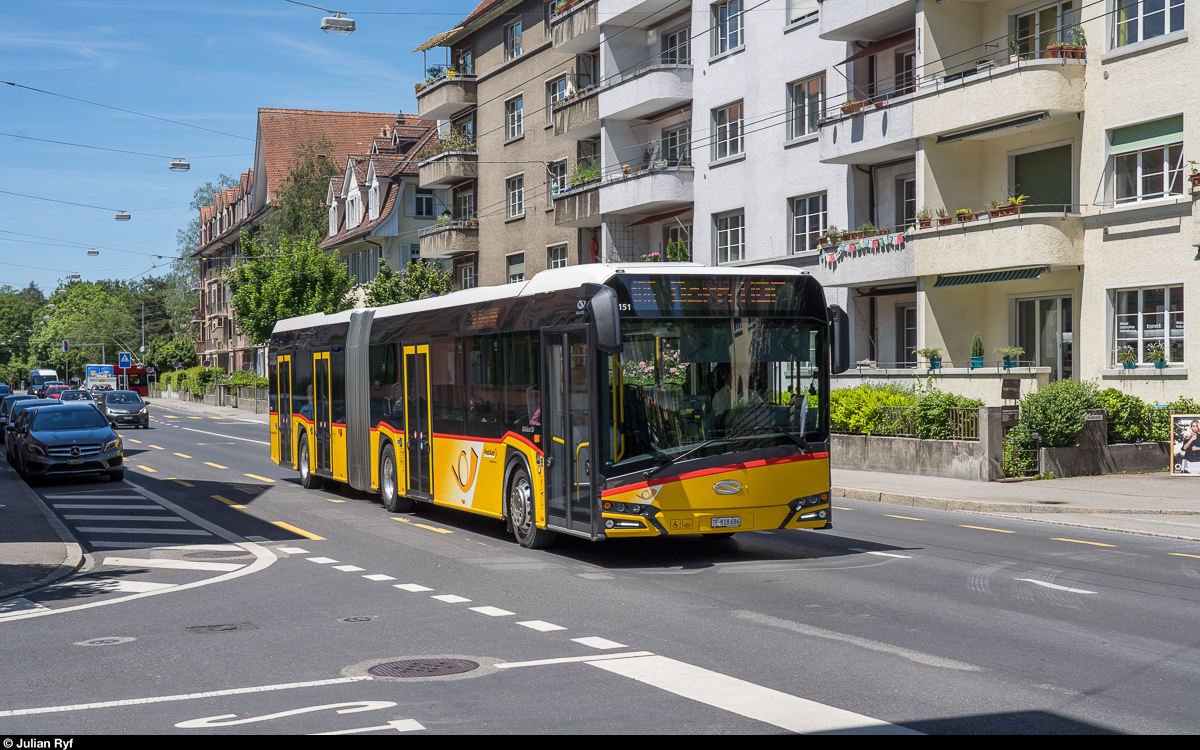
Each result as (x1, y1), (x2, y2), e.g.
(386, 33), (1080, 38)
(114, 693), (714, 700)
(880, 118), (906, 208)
(970, 333), (985, 369)
(1047, 39), (1064, 59)
(917, 347), (943, 370)
(858, 221), (876, 238)
(1187, 160), (1200, 188)
(622, 164), (633, 176)
(955, 207), (975, 223)
(841, 99), (862, 115)
(916, 208), (932, 229)
(994, 346), (1024, 368)
(1146, 343), (1168, 369)
(818, 225), (841, 247)
(936, 207), (952, 227)
(1008, 35), (1021, 64)
(1117, 345), (1139, 370)
(1067, 26), (1086, 59)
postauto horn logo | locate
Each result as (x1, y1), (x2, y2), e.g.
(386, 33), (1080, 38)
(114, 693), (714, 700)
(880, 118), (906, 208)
(453, 448), (480, 492)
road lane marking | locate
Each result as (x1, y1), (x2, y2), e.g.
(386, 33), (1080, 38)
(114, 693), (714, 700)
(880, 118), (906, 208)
(573, 637), (626, 650)
(1169, 552), (1200, 559)
(469, 606), (515, 617)
(149, 445), (164, 450)
(73, 527), (213, 536)
(332, 565), (366, 572)
(168, 478), (195, 487)
(312, 719), (425, 735)
(212, 495), (245, 509)
(307, 557), (339, 564)
(104, 557), (245, 572)
(517, 620), (566, 632)
(57, 579), (176, 593)
(1016, 578), (1097, 594)
(1051, 538), (1116, 548)
(960, 525), (1014, 534)
(394, 583), (432, 592)
(163, 416), (179, 419)
(390, 517), (453, 534)
(271, 521), (325, 540)
(63, 515), (187, 522)
(173, 453), (192, 459)
(187, 416), (204, 420)
(431, 594), (471, 603)
(136, 465), (157, 473)
(176, 700), (398, 728)
(0, 676), (372, 717)
(204, 462), (228, 469)
(588, 654), (916, 734)
(325, 497), (346, 503)
(181, 426), (269, 445)
(53, 504), (160, 510)
(362, 574), (396, 581)
(498, 652), (654, 669)
(884, 515), (924, 521)
(243, 473), (275, 483)
(277, 547), (309, 554)
(833, 506), (852, 510)
(849, 548), (911, 559)
(126, 439), (143, 444)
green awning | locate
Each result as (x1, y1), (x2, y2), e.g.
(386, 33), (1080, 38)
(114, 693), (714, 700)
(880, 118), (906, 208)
(934, 266), (1048, 287)
(936, 112), (1049, 144)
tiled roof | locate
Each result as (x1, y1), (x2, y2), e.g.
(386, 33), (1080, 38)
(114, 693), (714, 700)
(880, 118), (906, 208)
(461, 0), (510, 28)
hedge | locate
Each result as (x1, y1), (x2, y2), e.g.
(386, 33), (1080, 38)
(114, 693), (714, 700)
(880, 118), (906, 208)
(830, 383), (983, 439)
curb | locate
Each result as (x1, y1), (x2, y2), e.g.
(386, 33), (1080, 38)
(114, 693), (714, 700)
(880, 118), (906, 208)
(832, 486), (1200, 517)
(146, 398), (268, 423)
(0, 461), (85, 602)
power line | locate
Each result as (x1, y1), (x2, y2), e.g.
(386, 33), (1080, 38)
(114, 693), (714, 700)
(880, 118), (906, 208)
(0, 190), (186, 213)
(0, 132), (248, 161)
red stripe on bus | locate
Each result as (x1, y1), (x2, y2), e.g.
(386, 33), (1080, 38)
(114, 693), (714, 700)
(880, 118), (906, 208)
(600, 452), (829, 497)
(432, 430), (543, 455)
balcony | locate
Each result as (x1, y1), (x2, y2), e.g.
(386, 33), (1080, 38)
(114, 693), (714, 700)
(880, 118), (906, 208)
(554, 181), (601, 227)
(819, 0), (917, 42)
(599, 64), (691, 122)
(912, 59), (1085, 142)
(912, 212), (1083, 278)
(819, 94), (914, 165)
(415, 74), (478, 121)
(553, 92), (600, 139)
(418, 220), (479, 259)
(599, 164), (692, 215)
(818, 230), (916, 288)
(550, 0), (599, 54)
(418, 151), (478, 188)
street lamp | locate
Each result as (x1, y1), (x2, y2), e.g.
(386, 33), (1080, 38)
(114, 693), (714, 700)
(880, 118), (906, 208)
(321, 12), (355, 34)
(169, 158), (190, 172)
(115, 211), (131, 221)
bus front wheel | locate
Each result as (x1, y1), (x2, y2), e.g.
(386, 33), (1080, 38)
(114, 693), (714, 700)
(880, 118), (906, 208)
(380, 443), (414, 513)
(508, 464), (555, 550)
(298, 438), (321, 490)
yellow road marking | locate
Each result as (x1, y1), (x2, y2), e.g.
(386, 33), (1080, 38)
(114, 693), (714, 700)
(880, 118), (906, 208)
(833, 506), (852, 511)
(187, 416), (203, 420)
(127, 439), (143, 444)
(325, 498), (346, 503)
(243, 473), (276, 483)
(173, 452), (192, 459)
(168, 478), (194, 488)
(149, 445), (164, 450)
(212, 494), (245, 509)
(1168, 553), (1200, 560)
(884, 514), (924, 521)
(959, 525), (1015, 534)
(163, 415), (179, 419)
(391, 517), (454, 534)
(271, 521), (325, 540)
(1052, 537), (1116, 547)
(136, 465), (156, 473)
(204, 462), (228, 469)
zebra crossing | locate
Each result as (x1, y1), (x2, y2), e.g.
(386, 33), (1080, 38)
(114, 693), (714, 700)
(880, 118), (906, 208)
(43, 488), (220, 550)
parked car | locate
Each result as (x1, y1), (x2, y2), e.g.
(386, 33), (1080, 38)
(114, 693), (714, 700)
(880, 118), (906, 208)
(57, 389), (95, 404)
(98, 390), (150, 429)
(6, 399), (58, 465)
(0, 384), (11, 398)
(1, 394), (37, 427)
(14, 402), (123, 482)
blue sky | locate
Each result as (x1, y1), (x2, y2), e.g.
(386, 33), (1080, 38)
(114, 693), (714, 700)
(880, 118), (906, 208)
(0, 0), (474, 292)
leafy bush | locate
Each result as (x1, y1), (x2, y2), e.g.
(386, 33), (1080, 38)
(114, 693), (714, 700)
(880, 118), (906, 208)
(1098, 388), (1152, 443)
(830, 383), (914, 435)
(1003, 428), (1038, 477)
(1147, 397), (1200, 442)
(1016, 379), (1102, 447)
(910, 388), (984, 439)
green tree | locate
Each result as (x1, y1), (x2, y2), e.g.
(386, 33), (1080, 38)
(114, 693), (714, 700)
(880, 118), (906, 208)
(259, 137), (341, 249)
(364, 261), (455, 307)
(0, 282), (46, 371)
(228, 233), (353, 344)
(146, 336), (200, 374)
(30, 281), (136, 378)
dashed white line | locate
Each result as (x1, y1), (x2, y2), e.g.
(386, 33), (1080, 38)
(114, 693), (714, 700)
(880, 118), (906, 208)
(277, 547), (310, 555)
(572, 636), (626, 650)
(362, 574), (396, 581)
(307, 557), (339, 564)
(333, 565), (366, 572)
(394, 584), (432, 592)
(63, 515), (187, 522)
(469, 606), (515, 617)
(431, 594), (471, 603)
(74, 527), (212, 537)
(849, 548), (912, 559)
(1016, 578), (1097, 594)
(103, 557), (245, 573)
(517, 620), (566, 632)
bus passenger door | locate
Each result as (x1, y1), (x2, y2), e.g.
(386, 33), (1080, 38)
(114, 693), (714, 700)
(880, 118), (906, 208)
(313, 352), (332, 475)
(403, 343), (432, 498)
(542, 328), (594, 536)
(277, 355), (293, 467)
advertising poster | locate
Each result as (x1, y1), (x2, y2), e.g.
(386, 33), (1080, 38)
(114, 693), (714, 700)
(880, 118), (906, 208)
(1171, 415), (1200, 476)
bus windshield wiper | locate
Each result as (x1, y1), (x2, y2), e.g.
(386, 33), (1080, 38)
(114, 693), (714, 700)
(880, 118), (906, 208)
(643, 439), (720, 479)
(780, 430), (812, 454)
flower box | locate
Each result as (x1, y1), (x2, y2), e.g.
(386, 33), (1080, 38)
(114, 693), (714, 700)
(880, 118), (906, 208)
(1189, 172), (1200, 188)
(918, 218), (932, 229)
(991, 204), (1020, 218)
(841, 101), (863, 115)
(937, 217), (953, 227)
(1047, 44), (1063, 59)
(956, 212), (975, 223)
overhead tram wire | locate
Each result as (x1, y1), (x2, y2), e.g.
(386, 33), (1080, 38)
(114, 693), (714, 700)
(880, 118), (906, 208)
(0, 132), (248, 161)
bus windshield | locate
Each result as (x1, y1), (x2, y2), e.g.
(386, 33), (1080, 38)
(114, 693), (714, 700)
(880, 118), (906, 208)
(601, 317), (825, 474)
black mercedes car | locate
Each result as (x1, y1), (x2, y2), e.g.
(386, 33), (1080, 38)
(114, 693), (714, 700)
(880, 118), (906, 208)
(14, 402), (123, 482)
(1, 394), (37, 427)
(6, 399), (58, 465)
(97, 390), (150, 429)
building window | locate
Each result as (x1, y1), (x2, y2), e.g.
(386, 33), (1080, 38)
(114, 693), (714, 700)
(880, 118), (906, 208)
(547, 76), (568, 122)
(712, 0), (743, 56)
(1017, 296), (1074, 381)
(505, 20), (523, 60)
(897, 178), (916, 228)
(787, 75), (824, 139)
(544, 1), (554, 40)
(664, 223), (692, 259)
(1114, 286), (1184, 366)
(662, 124), (690, 165)
(712, 102), (743, 161)
(714, 211), (745, 264)
(790, 193), (827, 254)
(506, 97), (524, 140)
(1107, 116), (1184, 204)
(460, 262), (477, 290)
(1113, 0), (1185, 48)
(415, 188), (435, 218)
(662, 26), (691, 64)
(547, 161), (567, 202)
(786, 0), (818, 24)
(1015, 2), (1079, 58)
(507, 254), (526, 284)
(507, 176), (525, 218)
(896, 305), (917, 368)
(548, 244), (569, 268)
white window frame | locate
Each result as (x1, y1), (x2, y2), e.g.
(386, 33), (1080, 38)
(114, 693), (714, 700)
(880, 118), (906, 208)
(662, 26), (691, 64)
(1111, 0), (1185, 49)
(548, 244), (569, 268)
(507, 253), (526, 284)
(662, 123), (691, 164)
(787, 74), (824, 140)
(506, 96), (524, 140)
(507, 175), (525, 218)
(789, 193), (827, 255)
(1012, 1), (1080, 59)
(1112, 141), (1184, 204)
(714, 210), (745, 264)
(459, 262), (477, 290)
(712, 101), (743, 161)
(505, 19), (523, 60)
(1111, 283), (1185, 366)
(786, 0), (819, 25)
(414, 188), (435, 218)
(547, 76), (568, 122)
(712, 0), (743, 57)
(547, 160), (567, 204)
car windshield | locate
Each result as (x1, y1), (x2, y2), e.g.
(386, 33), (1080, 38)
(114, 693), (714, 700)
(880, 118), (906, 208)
(60, 391), (92, 401)
(106, 392), (142, 404)
(31, 409), (109, 431)
(600, 317), (826, 474)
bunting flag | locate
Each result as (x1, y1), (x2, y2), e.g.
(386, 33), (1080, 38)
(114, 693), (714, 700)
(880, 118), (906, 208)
(872, 239), (880, 249)
(897, 232), (906, 245)
(826, 251), (837, 263)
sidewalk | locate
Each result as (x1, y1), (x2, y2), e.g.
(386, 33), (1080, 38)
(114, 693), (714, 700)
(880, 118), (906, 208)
(833, 468), (1200, 542)
(145, 396), (269, 424)
(0, 457), (84, 603)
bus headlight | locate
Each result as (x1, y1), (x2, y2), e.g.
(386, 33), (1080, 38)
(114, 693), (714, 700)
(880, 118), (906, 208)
(790, 493), (828, 511)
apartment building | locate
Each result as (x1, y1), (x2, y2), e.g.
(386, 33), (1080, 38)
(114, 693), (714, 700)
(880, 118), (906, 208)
(415, 0), (582, 288)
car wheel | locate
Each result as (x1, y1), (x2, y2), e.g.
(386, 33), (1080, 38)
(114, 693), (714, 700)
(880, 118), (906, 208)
(298, 437), (320, 490)
(379, 443), (413, 513)
(508, 463), (555, 549)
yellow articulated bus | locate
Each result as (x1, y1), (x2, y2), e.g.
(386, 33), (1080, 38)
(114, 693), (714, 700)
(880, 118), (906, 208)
(268, 263), (848, 548)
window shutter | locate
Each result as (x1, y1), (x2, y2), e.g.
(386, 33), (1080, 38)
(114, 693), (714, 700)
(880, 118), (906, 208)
(1014, 145), (1072, 212)
(405, 184), (416, 216)
(787, 0), (818, 22)
(1111, 115), (1184, 154)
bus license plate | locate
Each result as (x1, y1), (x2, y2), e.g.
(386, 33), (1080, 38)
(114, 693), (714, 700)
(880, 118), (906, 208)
(711, 516), (741, 529)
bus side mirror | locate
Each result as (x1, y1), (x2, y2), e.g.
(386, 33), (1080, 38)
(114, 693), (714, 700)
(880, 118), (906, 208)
(585, 285), (622, 354)
(829, 304), (849, 375)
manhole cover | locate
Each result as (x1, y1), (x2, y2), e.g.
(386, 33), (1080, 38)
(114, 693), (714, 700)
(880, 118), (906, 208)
(75, 636), (135, 646)
(368, 659), (479, 678)
(341, 616), (376, 623)
(184, 550), (250, 559)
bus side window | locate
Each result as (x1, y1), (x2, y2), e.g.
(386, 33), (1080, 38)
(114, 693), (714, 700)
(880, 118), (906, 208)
(502, 332), (539, 430)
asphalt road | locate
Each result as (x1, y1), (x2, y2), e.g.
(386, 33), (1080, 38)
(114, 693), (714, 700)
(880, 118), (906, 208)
(2, 402), (1200, 734)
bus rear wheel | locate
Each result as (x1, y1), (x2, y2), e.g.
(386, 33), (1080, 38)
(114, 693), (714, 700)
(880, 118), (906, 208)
(380, 443), (413, 513)
(508, 464), (555, 549)
(298, 438), (321, 490)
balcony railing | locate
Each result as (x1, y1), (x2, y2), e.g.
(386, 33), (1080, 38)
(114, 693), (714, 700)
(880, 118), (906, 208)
(549, 0), (599, 52)
(415, 67), (478, 121)
(418, 219), (479, 259)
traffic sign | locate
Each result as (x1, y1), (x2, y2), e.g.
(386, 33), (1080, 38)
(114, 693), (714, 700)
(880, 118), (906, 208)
(173, 362), (182, 370)
(241, 362), (251, 371)
(119, 352), (132, 368)
(203, 360), (211, 367)
(147, 366), (155, 374)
